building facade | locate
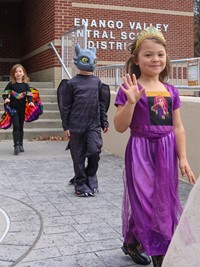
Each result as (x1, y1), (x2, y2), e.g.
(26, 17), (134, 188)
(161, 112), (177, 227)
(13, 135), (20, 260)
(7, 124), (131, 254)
(0, 0), (194, 85)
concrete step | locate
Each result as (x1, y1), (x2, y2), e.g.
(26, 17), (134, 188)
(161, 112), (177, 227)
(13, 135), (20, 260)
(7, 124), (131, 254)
(37, 110), (61, 119)
(40, 95), (57, 102)
(36, 88), (57, 95)
(43, 102), (59, 110)
(0, 128), (65, 140)
(24, 119), (62, 129)
(29, 82), (55, 88)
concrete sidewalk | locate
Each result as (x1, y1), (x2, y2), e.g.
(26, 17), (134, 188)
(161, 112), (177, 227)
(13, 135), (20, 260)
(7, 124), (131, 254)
(0, 140), (193, 267)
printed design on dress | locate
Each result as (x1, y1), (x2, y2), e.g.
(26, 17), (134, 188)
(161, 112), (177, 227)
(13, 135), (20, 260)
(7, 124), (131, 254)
(147, 91), (172, 126)
(151, 95), (169, 120)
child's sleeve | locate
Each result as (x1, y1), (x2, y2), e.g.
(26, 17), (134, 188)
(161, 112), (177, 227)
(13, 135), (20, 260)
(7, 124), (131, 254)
(26, 83), (33, 103)
(2, 82), (12, 100)
(58, 81), (73, 131)
(114, 85), (127, 107)
(171, 85), (182, 111)
(99, 83), (109, 129)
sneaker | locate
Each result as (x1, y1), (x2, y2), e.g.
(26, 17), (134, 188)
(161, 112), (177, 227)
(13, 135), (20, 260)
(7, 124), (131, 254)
(87, 175), (98, 194)
(121, 242), (151, 265)
(75, 191), (94, 197)
(91, 187), (99, 194)
(75, 184), (94, 197)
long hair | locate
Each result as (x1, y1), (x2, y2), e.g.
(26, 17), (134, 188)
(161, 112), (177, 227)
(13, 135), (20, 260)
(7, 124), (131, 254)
(154, 95), (168, 110)
(10, 64), (30, 83)
(125, 37), (171, 83)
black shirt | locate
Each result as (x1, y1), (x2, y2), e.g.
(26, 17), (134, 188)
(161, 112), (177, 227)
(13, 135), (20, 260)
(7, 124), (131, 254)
(61, 74), (109, 132)
(2, 82), (32, 112)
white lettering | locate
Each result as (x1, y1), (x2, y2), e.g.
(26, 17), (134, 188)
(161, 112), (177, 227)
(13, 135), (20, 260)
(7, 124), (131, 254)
(116, 42), (123, 50)
(156, 24), (162, 30)
(101, 41), (107, 49)
(82, 18), (89, 26)
(163, 24), (169, 32)
(129, 32), (136, 40)
(93, 30), (100, 38)
(102, 31), (109, 38)
(76, 29), (83, 37)
(121, 31), (127, 40)
(110, 31), (115, 39)
(73, 18), (170, 51)
(129, 22), (135, 30)
(87, 29), (92, 38)
(107, 20), (114, 29)
(95, 41), (99, 49)
(91, 19), (97, 27)
(116, 21), (123, 29)
(135, 22), (142, 30)
(74, 18), (80, 26)
(88, 41), (95, 48)
(87, 40), (135, 51)
(99, 20), (106, 28)
(109, 42), (115, 49)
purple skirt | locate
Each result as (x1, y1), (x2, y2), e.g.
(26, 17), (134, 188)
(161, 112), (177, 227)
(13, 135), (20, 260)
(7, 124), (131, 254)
(122, 126), (182, 256)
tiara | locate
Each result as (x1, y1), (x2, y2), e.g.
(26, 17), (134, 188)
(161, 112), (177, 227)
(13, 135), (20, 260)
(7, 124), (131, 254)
(136, 26), (166, 49)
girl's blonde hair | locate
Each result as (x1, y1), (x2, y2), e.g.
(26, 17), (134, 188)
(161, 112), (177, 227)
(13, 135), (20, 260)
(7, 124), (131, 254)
(125, 36), (171, 83)
(10, 64), (30, 83)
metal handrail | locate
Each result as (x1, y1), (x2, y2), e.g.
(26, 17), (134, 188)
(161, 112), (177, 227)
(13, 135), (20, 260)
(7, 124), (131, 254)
(94, 58), (200, 92)
(48, 42), (72, 79)
(49, 41), (200, 94)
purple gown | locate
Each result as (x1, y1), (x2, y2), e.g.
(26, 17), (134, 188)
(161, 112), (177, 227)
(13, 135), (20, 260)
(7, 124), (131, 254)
(115, 83), (183, 256)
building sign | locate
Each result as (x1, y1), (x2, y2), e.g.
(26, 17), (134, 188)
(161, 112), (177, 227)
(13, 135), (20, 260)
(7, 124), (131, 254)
(188, 59), (199, 86)
(73, 18), (169, 50)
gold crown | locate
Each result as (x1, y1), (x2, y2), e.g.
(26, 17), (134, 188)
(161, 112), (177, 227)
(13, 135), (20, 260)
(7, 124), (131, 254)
(136, 26), (166, 49)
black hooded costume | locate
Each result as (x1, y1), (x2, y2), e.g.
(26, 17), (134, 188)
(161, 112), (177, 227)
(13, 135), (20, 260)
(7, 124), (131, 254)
(57, 59), (110, 196)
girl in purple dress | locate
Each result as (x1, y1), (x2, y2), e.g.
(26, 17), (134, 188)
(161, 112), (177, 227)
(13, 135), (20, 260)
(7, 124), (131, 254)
(114, 26), (196, 267)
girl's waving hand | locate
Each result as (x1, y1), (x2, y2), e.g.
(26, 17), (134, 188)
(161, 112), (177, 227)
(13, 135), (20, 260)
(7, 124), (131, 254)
(120, 74), (145, 105)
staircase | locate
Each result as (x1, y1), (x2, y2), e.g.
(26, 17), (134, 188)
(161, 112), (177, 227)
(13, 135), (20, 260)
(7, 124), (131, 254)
(0, 81), (65, 140)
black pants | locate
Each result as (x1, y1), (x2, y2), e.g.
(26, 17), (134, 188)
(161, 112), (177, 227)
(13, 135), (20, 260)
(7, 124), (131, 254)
(12, 110), (25, 145)
(69, 129), (102, 186)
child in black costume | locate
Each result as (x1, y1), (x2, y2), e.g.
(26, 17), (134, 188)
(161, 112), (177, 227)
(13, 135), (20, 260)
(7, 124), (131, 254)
(58, 44), (109, 197)
(2, 64), (34, 155)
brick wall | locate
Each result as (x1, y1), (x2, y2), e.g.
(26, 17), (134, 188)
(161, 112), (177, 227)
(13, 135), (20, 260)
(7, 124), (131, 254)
(21, 0), (56, 72)
(0, 3), (21, 77)
(21, 0), (72, 74)
(73, 0), (193, 11)
(21, 0), (55, 54)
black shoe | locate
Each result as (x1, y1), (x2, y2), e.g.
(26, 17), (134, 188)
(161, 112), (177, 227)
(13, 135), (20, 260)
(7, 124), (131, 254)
(152, 255), (164, 267)
(14, 145), (20, 155)
(121, 242), (151, 265)
(91, 187), (99, 194)
(87, 175), (98, 194)
(75, 184), (94, 197)
(75, 191), (94, 197)
(19, 144), (24, 152)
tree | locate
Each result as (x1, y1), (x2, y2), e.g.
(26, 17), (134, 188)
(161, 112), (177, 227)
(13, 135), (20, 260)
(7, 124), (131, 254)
(194, 0), (200, 56)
